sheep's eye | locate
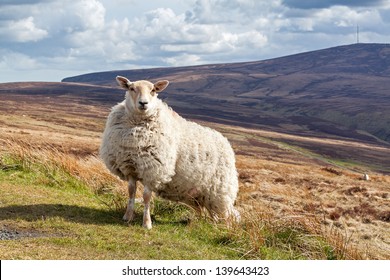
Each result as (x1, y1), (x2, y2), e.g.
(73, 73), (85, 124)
(129, 87), (135, 92)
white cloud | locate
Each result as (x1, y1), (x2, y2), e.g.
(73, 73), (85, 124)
(0, 49), (41, 70)
(127, 6), (269, 64)
(33, 0), (106, 34)
(162, 53), (201, 66)
(0, 16), (48, 42)
(73, 0), (106, 30)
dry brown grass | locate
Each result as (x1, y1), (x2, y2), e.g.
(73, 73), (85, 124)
(234, 152), (389, 259)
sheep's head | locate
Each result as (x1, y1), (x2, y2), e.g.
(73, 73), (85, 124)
(116, 76), (169, 116)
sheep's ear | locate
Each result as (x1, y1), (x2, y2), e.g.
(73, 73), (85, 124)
(154, 80), (169, 92)
(116, 76), (132, 90)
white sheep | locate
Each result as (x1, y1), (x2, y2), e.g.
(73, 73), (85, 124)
(99, 76), (240, 229)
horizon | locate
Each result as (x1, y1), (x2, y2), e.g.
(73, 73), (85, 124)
(3, 42), (387, 84)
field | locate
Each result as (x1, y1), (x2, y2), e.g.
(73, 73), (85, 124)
(0, 91), (389, 259)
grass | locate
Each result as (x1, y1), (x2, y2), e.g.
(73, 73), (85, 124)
(0, 138), (352, 260)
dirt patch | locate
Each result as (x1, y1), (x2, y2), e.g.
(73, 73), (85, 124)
(0, 227), (48, 240)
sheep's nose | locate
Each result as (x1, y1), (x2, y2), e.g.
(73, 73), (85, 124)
(139, 101), (148, 108)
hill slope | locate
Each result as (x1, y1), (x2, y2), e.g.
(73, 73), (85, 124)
(0, 95), (389, 259)
(63, 43), (390, 143)
(1, 46), (390, 258)
(1, 44), (389, 173)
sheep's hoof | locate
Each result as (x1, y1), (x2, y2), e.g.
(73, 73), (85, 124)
(123, 212), (134, 222)
(232, 208), (241, 223)
(143, 222), (152, 230)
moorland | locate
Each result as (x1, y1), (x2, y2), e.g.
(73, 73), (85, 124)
(0, 43), (389, 259)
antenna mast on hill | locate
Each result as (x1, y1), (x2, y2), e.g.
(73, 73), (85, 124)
(356, 25), (360, 44)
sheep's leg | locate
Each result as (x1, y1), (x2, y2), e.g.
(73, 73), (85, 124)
(142, 186), (153, 229)
(231, 206), (241, 223)
(208, 201), (241, 226)
(123, 177), (137, 222)
(224, 206), (241, 228)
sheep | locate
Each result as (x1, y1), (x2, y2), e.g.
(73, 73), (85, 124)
(99, 76), (240, 229)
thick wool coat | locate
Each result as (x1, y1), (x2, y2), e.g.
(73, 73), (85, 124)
(100, 98), (239, 218)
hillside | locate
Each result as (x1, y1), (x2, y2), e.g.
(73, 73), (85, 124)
(62, 43), (390, 144)
(0, 82), (389, 174)
(1, 44), (390, 173)
(0, 86), (389, 259)
(1, 46), (390, 258)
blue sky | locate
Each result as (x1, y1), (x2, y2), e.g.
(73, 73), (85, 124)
(1, 0), (389, 82)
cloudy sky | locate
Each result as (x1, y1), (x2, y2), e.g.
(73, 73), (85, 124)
(1, 0), (389, 82)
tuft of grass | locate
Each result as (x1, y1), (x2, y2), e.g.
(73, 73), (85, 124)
(1, 137), (123, 191)
(230, 209), (360, 260)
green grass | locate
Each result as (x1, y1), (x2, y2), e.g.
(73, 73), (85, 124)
(0, 149), (346, 260)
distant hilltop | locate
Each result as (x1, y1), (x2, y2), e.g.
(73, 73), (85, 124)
(63, 43), (390, 144)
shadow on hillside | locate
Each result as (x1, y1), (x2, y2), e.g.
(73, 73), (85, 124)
(0, 204), (124, 225)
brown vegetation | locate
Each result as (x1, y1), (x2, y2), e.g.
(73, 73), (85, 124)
(0, 81), (389, 259)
